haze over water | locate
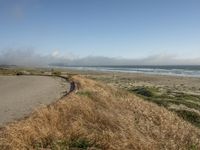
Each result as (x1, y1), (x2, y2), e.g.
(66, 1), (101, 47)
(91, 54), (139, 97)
(0, 1), (200, 66)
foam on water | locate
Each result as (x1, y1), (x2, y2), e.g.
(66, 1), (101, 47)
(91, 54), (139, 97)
(60, 66), (200, 77)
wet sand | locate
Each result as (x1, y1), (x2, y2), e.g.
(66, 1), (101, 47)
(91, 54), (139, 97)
(0, 75), (70, 126)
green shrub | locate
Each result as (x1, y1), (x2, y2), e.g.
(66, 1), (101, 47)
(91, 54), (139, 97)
(130, 87), (156, 97)
(52, 71), (61, 76)
(174, 110), (200, 128)
(69, 138), (91, 149)
(16, 71), (23, 76)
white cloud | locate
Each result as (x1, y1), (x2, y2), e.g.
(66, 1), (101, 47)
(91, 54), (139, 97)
(51, 50), (60, 57)
(0, 49), (200, 67)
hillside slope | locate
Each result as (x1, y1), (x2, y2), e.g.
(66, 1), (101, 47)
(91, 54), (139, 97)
(0, 75), (200, 149)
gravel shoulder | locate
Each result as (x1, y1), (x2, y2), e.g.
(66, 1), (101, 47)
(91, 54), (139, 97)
(0, 75), (70, 126)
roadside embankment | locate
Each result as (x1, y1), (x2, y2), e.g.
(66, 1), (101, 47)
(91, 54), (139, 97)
(0, 75), (200, 149)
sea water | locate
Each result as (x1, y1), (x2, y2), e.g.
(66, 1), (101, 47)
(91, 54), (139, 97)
(61, 66), (200, 77)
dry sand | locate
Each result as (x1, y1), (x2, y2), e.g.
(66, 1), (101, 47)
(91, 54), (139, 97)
(0, 75), (70, 126)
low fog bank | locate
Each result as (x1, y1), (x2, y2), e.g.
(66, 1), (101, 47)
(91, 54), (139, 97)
(0, 49), (200, 67)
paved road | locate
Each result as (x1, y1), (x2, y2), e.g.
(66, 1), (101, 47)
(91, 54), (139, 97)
(0, 75), (70, 126)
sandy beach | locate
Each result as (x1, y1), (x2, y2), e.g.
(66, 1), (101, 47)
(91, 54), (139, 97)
(62, 69), (200, 94)
(0, 75), (70, 126)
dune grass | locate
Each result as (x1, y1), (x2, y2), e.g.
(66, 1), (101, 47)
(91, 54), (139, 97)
(89, 74), (200, 129)
(0, 75), (200, 149)
(129, 86), (200, 128)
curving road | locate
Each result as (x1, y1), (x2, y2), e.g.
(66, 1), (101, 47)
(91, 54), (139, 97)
(0, 75), (70, 126)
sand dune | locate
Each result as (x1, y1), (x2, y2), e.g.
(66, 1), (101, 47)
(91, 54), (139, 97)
(0, 75), (70, 126)
(1, 75), (199, 149)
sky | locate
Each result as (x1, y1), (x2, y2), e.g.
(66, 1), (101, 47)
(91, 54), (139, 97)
(0, 0), (200, 66)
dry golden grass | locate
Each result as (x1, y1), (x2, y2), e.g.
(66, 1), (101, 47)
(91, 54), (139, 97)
(0, 75), (200, 150)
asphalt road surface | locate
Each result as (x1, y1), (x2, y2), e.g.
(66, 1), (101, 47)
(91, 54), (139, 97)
(0, 75), (70, 126)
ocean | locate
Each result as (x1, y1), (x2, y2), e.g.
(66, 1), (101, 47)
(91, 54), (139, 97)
(61, 66), (200, 77)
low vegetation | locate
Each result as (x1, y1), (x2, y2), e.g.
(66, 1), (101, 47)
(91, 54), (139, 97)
(0, 67), (48, 76)
(52, 71), (62, 76)
(89, 74), (200, 128)
(0, 68), (23, 75)
(129, 86), (200, 128)
(0, 76), (200, 149)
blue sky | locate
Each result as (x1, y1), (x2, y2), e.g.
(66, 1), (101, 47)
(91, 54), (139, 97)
(0, 0), (200, 65)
